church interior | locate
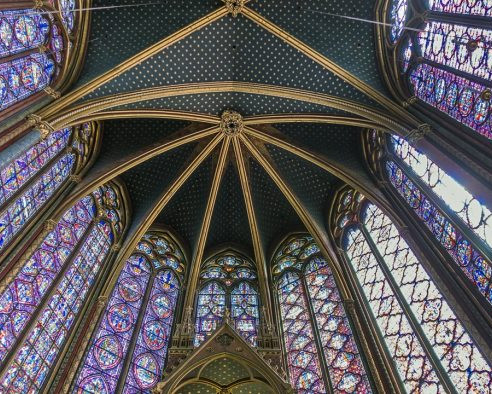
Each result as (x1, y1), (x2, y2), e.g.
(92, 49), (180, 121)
(0, 0), (491, 392)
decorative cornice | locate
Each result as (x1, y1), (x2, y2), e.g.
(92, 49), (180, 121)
(26, 114), (55, 139)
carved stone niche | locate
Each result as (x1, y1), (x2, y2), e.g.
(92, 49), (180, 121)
(154, 322), (294, 393)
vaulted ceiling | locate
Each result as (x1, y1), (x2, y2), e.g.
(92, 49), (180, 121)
(58, 0), (414, 266)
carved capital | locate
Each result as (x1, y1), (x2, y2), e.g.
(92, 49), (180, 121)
(406, 124), (431, 143)
(33, 0), (44, 9)
(69, 174), (82, 183)
(111, 244), (121, 252)
(44, 219), (57, 232)
(343, 299), (356, 314)
(402, 96), (417, 108)
(43, 87), (61, 99)
(220, 110), (243, 135)
(97, 296), (108, 309)
(223, 0), (245, 17)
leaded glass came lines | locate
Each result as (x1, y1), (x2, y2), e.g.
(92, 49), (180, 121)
(195, 281), (226, 346)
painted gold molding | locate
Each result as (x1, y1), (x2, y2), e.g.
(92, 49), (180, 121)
(101, 134), (225, 297)
(232, 137), (273, 324)
(48, 82), (411, 134)
(183, 136), (232, 311)
(241, 6), (419, 127)
(38, 7), (229, 119)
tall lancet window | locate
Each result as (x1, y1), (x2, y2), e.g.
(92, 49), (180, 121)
(273, 235), (371, 394)
(385, 0), (492, 140)
(0, 182), (127, 393)
(0, 1), (85, 119)
(385, 134), (492, 304)
(73, 231), (185, 393)
(195, 252), (259, 346)
(0, 122), (99, 254)
(333, 188), (492, 393)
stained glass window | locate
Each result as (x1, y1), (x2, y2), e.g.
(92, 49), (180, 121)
(0, 2), (81, 117)
(388, 0), (408, 42)
(195, 252), (259, 346)
(340, 199), (492, 392)
(74, 232), (184, 393)
(0, 123), (96, 253)
(0, 183), (125, 392)
(387, 0), (492, 140)
(274, 236), (372, 393)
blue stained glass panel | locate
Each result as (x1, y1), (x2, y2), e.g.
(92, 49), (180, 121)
(194, 281), (226, 346)
(231, 282), (259, 346)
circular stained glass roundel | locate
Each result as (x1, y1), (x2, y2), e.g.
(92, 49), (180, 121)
(143, 320), (167, 350)
(434, 78), (446, 103)
(78, 374), (109, 394)
(133, 353), (159, 389)
(0, 19), (13, 48)
(14, 16), (37, 47)
(473, 98), (489, 125)
(107, 303), (134, 332)
(446, 83), (458, 108)
(459, 88), (475, 116)
(151, 294), (172, 318)
(118, 278), (142, 302)
(8, 67), (20, 96)
(93, 335), (123, 370)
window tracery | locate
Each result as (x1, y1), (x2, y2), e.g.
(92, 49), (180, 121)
(0, 1), (85, 119)
(195, 252), (259, 347)
(0, 122), (98, 254)
(384, 0), (492, 140)
(333, 188), (492, 392)
(274, 235), (371, 393)
(0, 182), (126, 393)
(73, 231), (184, 394)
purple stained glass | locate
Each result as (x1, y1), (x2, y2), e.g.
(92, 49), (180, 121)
(59, 0), (76, 33)
(428, 0), (492, 17)
(278, 272), (326, 393)
(0, 127), (71, 204)
(0, 52), (56, 110)
(74, 255), (151, 394)
(344, 227), (444, 393)
(0, 220), (113, 393)
(231, 282), (259, 346)
(389, 0), (408, 42)
(194, 281), (226, 346)
(123, 269), (179, 393)
(0, 9), (50, 58)
(0, 195), (95, 365)
(419, 21), (492, 81)
(409, 63), (491, 140)
(386, 160), (492, 304)
(305, 258), (371, 393)
(0, 153), (75, 252)
(362, 203), (492, 393)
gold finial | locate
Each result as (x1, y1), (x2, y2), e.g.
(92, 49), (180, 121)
(220, 110), (243, 135)
(223, 0), (245, 17)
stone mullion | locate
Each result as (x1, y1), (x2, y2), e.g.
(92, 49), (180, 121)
(300, 269), (334, 394)
(390, 154), (492, 266)
(332, 243), (398, 393)
(360, 224), (458, 393)
(0, 214), (99, 379)
(115, 270), (156, 393)
(48, 245), (120, 393)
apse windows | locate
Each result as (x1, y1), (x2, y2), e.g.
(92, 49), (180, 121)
(386, 0), (492, 140)
(274, 235), (371, 393)
(73, 232), (185, 393)
(387, 135), (492, 304)
(0, 123), (98, 254)
(195, 253), (259, 346)
(0, 183), (126, 393)
(333, 189), (492, 392)
(0, 2), (82, 118)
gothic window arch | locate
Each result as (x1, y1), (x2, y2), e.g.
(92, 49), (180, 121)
(0, 122), (100, 256)
(332, 187), (492, 393)
(195, 252), (259, 347)
(381, 0), (492, 140)
(0, 1), (88, 120)
(73, 231), (185, 393)
(273, 235), (371, 394)
(0, 181), (127, 393)
(369, 130), (492, 306)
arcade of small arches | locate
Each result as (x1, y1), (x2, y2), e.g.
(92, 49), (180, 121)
(0, 0), (491, 393)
